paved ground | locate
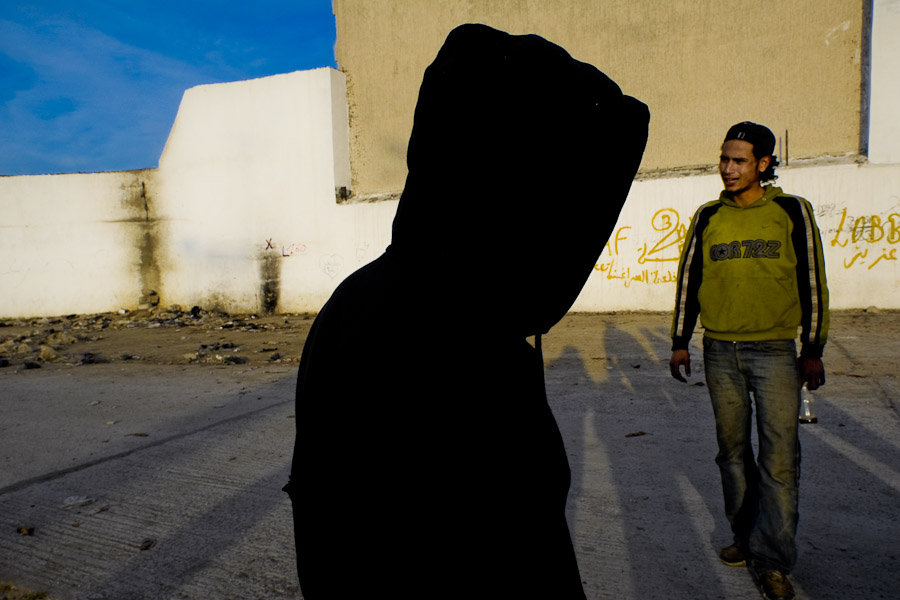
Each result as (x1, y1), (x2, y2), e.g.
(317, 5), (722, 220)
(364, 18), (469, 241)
(0, 310), (898, 599)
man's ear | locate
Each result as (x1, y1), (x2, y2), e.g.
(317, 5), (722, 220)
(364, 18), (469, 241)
(758, 155), (771, 174)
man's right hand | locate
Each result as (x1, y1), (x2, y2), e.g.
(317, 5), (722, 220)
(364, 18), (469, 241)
(670, 349), (691, 382)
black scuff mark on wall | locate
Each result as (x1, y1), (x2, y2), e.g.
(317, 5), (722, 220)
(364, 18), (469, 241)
(260, 250), (281, 314)
(123, 173), (161, 309)
(859, 0), (873, 156)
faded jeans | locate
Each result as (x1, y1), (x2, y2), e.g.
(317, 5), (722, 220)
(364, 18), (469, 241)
(703, 338), (800, 573)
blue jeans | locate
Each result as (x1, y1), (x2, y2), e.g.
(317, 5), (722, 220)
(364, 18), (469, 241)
(703, 338), (801, 573)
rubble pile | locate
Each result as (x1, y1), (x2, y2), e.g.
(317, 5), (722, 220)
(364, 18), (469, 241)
(0, 305), (312, 370)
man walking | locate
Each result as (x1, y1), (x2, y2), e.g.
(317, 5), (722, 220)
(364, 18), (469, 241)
(669, 122), (829, 600)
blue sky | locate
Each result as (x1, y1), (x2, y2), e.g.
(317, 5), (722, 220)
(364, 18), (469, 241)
(0, 1), (336, 175)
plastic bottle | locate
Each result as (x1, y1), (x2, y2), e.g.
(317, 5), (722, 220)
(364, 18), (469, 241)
(799, 383), (818, 424)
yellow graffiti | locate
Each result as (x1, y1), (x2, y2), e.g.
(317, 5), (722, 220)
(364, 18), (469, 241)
(638, 208), (687, 264)
(831, 208), (900, 269)
(868, 248), (898, 270)
(592, 203), (898, 285)
(844, 248), (868, 269)
(594, 260), (677, 287)
(830, 208), (849, 248)
(595, 208), (686, 287)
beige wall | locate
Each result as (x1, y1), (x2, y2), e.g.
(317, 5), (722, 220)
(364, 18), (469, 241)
(334, 0), (866, 197)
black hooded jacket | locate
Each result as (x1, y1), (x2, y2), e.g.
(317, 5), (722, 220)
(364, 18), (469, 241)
(287, 24), (649, 599)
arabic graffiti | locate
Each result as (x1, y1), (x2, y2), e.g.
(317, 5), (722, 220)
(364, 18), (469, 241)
(594, 202), (899, 287)
(593, 262), (679, 287)
(829, 209), (900, 270)
(594, 208), (685, 287)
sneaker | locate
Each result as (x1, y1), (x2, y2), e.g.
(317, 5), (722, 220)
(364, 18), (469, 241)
(718, 544), (747, 567)
(757, 569), (795, 600)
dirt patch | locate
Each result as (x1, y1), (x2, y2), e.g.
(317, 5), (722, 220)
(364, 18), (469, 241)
(2, 307), (897, 379)
(0, 306), (315, 372)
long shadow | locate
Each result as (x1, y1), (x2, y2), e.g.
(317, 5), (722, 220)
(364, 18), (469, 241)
(85, 460), (295, 599)
(545, 316), (741, 599)
(544, 315), (900, 600)
(0, 389), (294, 497)
(5, 316), (895, 599)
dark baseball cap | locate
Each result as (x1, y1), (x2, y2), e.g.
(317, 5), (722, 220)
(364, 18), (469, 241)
(724, 121), (776, 157)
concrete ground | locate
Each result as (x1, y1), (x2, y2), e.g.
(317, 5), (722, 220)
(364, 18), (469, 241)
(0, 310), (898, 599)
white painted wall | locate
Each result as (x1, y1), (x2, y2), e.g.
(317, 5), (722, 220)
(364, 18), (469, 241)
(0, 170), (154, 317)
(574, 163), (900, 313)
(153, 68), (367, 313)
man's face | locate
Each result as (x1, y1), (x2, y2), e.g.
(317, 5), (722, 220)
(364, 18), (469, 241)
(719, 139), (769, 196)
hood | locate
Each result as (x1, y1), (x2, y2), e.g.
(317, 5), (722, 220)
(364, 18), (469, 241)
(718, 185), (785, 209)
(389, 23), (649, 336)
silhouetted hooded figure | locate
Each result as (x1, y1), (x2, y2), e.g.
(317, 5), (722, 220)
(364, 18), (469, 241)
(286, 23), (648, 599)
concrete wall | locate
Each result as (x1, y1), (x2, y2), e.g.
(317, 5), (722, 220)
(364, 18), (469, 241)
(4, 161), (897, 319)
(333, 0), (866, 198)
(0, 170), (156, 317)
(575, 162), (900, 312)
(153, 68), (370, 314)
(0, 68), (389, 318)
(1, 12), (898, 319)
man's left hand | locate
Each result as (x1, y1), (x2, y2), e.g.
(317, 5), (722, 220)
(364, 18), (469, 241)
(800, 358), (826, 390)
